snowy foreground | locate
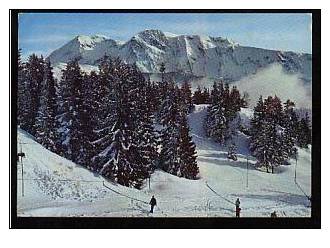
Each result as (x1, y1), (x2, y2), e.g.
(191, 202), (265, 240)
(17, 105), (311, 217)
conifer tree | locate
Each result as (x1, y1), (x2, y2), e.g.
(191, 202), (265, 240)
(24, 54), (45, 135)
(241, 91), (250, 107)
(297, 113), (312, 148)
(159, 82), (199, 179)
(90, 56), (115, 171)
(17, 49), (29, 128)
(58, 59), (85, 162)
(159, 82), (181, 174)
(205, 82), (227, 143)
(264, 95), (283, 125)
(145, 80), (159, 113)
(202, 87), (210, 104)
(35, 60), (59, 152)
(193, 86), (203, 104)
(230, 86), (242, 113)
(210, 81), (222, 105)
(180, 81), (194, 112)
(95, 59), (136, 186)
(178, 110), (199, 179)
(250, 96), (266, 148)
(282, 100), (298, 158)
(136, 83), (158, 177)
(77, 71), (99, 167)
(92, 58), (154, 188)
(250, 96), (297, 173)
(159, 62), (166, 82)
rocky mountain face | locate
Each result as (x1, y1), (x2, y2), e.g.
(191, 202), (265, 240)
(48, 29), (312, 84)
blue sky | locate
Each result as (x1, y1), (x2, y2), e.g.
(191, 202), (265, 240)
(19, 13), (312, 58)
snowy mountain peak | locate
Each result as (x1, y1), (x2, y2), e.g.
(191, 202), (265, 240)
(136, 29), (166, 37)
(74, 34), (108, 50)
(132, 29), (169, 50)
(48, 30), (311, 84)
(209, 36), (239, 48)
(164, 31), (179, 38)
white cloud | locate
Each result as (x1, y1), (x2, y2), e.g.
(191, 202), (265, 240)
(235, 63), (311, 109)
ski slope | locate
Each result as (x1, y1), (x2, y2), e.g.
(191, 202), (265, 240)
(17, 105), (311, 217)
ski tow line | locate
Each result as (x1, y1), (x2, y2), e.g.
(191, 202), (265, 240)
(205, 182), (236, 206)
(102, 181), (149, 205)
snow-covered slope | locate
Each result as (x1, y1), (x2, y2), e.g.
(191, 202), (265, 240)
(48, 30), (311, 83)
(17, 105), (311, 217)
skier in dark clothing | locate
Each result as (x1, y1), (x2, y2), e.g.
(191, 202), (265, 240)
(235, 198), (241, 218)
(236, 206), (241, 218)
(271, 211), (277, 218)
(149, 195), (157, 213)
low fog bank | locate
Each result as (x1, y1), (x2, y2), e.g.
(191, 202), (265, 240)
(235, 63), (312, 109)
(148, 62), (312, 110)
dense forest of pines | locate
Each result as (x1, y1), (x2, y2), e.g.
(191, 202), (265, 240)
(17, 51), (199, 188)
(17, 50), (312, 187)
(249, 96), (312, 173)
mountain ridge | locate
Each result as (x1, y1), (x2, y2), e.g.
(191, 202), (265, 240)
(48, 29), (311, 83)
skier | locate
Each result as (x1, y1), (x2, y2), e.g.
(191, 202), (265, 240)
(149, 195), (157, 213)
(271, 211), (277, 218)
(235, 198), (241, 218)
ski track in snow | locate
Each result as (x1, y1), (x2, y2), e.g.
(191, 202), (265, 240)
(17, 105), (311, 217)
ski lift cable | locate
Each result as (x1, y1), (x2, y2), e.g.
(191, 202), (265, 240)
(294, 180), (311, 200)
(206, 181), (303, 210)
(294, 157), (311, 201)
(102, 181), (149, 205)
(205, 182), (236, 206)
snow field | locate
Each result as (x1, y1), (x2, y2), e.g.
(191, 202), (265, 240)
(17, 105), (311, 217)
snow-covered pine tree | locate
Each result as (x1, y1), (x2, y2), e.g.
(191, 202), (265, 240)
(96, 59), (135, 186)
(205, 82), (244, 144)
(57, 59), (85, 163)
(230, 86), (242, 114)
(264, 119), (285, 173)
(222, 83), (231, 115)
(125, 63), (157, 186)
(159, 82), (181, 175)
(155, 81), (171, 123)
(180, 81), (194, 113)
(282, 100), (298, 159)
(241, 91), (250, 108)
(159, 62), (166, 82)
(297, 113), (312, 148)
(145, 80), (159, 113)
(17, 49), (29, 129)
(178, 108), (199, 179)
(202, 87), (210, 104)
(205, 82), (227, 144)
(192, 86), (203, 104)
(250, 96), (266, 152)
(250, 96), (293, 173)
(34, 60), (59, 152)
(91, 55), (116, 171)
(210, 81), (223, 105)
(251, 118), (278, 173)
(135, 80), (158, 179)
(92, 58), (153, 188)
(76, 71), (99, 167)
(264, 95), (283, 125)
(205, 105), (227, 143)
(23, 54), (45, 135)
(159, 81), (169, 102)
